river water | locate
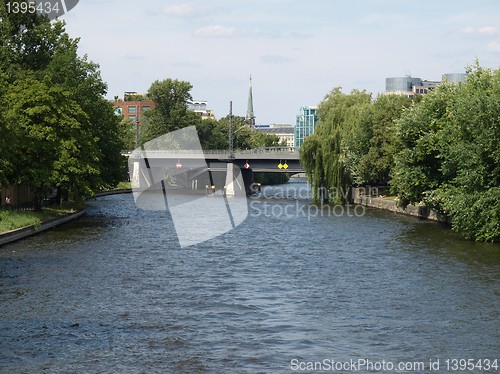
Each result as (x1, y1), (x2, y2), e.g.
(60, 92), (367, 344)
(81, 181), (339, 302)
(1, 179), (499, 373)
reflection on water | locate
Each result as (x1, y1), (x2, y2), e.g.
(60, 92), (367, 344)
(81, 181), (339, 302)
(0, 179), (499, 373)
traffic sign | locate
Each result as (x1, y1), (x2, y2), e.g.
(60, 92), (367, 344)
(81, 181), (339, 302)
(176, 163), (182, 168)
(244, 163), (250, 169)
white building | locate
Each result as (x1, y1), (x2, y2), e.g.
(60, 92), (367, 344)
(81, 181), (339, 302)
(254, 124), (295, 147)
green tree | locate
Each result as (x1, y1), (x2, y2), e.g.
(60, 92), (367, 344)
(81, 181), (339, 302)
(1, 4), (127, 192)
(0, 72), (11, 188)
(5, 78), (100, 209)
(0, 0), (55, 76)
(354, 94), (413, 185)
(390, 82), (455, 207)
(392, 61), (500, 241)
(196, 117), (227, 150)
(38, 26), (126, 189)
(300, 88), (371, 202)
(140, 79), (194, 145)
(252, 131), (281, 148)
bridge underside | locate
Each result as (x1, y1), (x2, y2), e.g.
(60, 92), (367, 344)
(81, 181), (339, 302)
(130, 160), (303, 197)
(128, 148), (303, 196)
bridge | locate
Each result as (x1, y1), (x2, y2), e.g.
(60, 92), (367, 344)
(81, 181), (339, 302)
(126, 147), (302, 173)
(127, 147), (304, 196)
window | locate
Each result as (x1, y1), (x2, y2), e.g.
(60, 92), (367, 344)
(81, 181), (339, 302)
(129, 115), (136, 122)
(128, 106), (136, 114)
(114, 107), (122, 115)
(142, 106), (150, 111)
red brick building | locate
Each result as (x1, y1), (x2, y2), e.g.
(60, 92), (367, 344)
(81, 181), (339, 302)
(112, 100), (156, 125)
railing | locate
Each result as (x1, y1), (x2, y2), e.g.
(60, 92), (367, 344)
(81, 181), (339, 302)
(123, 147), (299, 156)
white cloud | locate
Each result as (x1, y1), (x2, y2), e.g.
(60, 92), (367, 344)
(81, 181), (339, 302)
(478, 26), (497, 35)
(459, 26), (476, 34)
(162, 3), (214, 18)
(459, 26), (497, 35)
(487, 41), (500, 52)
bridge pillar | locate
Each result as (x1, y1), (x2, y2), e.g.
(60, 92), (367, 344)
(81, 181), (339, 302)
(225, 162), (245, 197)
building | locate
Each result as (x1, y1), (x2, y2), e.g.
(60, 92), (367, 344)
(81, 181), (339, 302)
(254, 124), (295, 147)
(294, 106), (318, 148)
(112, 95), (215, 131)
(443, 73), (468, 84)
(385, 73), (467, 98)
(112, 100), (156, 124)
(187, 100), (215, 120)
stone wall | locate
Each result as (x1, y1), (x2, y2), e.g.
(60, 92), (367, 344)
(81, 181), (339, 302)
(352, 187), (451, 223)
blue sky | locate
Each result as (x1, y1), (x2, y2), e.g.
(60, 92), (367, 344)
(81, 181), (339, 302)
(62, 0), (500, 124)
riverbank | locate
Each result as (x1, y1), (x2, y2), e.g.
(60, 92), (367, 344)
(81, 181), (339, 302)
(94, 188), (132, 197)
(352, 188), (451, 223)
(0, 208), (86, 247)
(0, 188), (132, 247)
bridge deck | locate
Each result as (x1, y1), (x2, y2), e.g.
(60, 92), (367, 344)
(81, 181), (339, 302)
(126, 147), (303, 173)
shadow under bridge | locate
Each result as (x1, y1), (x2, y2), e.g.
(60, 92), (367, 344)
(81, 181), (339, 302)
(127, 147), (303, 195)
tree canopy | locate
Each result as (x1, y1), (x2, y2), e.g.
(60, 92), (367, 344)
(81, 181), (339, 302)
(302, 61), (500, 242)
(391, 61), (500, 241)
(0, 0), (127, 207)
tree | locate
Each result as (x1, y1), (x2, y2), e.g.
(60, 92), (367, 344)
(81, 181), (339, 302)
(390, 82), (455, 207)
(0, 0), (54, 76)
(196, 117), (227, 150)
(0, 3), (127, 193)
(37, 26), (126, 189)
(252, 131), (281, 148)
(426, 62), (500, 241)
(300, 88), (371, 202)
(355, 94), (413, 185)
(140, 79), (194, 145)
(391, 61), (500, 241)
(0, 72), (11, 188)
(5, 78), (100, 209)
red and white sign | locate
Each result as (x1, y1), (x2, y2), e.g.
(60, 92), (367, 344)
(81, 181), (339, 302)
(244, 163), (250, 169)
(176, 163), (182, 168)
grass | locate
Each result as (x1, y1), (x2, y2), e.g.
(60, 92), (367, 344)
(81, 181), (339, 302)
(115, 181), (131, 190)
(0, 201), (83, 234)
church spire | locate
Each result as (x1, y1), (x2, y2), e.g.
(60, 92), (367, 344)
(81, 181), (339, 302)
(246, 75), (255, 127)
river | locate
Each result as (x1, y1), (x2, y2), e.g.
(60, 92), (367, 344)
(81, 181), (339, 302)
(1, 179), (499, 373)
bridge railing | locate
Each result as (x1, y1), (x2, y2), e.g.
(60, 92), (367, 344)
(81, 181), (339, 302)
(123, 147), (299, 156)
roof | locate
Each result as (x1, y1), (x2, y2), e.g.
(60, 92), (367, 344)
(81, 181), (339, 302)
(256, 128), (294, 135)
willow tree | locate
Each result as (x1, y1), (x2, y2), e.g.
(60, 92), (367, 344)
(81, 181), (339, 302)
(300, 88), (371, 203)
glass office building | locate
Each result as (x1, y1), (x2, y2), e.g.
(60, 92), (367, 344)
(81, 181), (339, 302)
(386, 77), (423, 92)
(295, 106), (318, 147)
(443, 73), (467, 83)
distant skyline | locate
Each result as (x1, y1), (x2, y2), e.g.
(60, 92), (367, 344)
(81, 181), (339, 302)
(61, 0), (500, 124)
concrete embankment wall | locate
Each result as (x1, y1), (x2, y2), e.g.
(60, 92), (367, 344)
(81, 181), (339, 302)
(94, 188), (132, 197)
(0, 209), (86, 247)
(0, 189), (133, 247)
(352, 188), (451, 223)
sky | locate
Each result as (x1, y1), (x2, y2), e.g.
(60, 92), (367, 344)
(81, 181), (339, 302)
(60, 0), (500, 125)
